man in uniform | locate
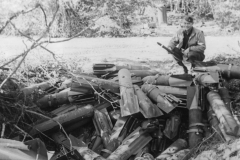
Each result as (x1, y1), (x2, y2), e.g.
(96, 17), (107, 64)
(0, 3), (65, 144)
(168, 16), (206, 73)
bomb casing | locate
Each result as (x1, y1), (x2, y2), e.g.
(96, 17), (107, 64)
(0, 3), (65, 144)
(118, 69), (139, 117)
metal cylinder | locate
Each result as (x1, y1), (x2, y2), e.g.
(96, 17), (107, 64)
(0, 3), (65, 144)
(195, 73), (219, 86)
(101, 139), (120, 158)
(75, 147), (106, 160)
(156, 86), (187, 96)
(0, 139), (29, 151)
(207, 107), (224, 139)
(21, 82), (53, 96)
(116, 62), (151, 70)
(107, 131), (152, 160)
(207, 91), (239, 136)
(218, 87), (232, 113)
(75, 76), (119, 93)
(142, 75), (159, 84)
(93, 110), (114, 157)
(194, 63), (240, 79)
(151, 127), (163, 155)
(64, 118), (91, 133)
(219, 64), (240, 79)
(51, 132), (84, 159)
(163, 114), (181, 140)
(133, 85), (163, 118)
(36, 90), (69, 109)
(188, 109), (203, 149)
(155, 139), (188, 160)
(0, 138), (47, 160)
(130, 70), (160, 78)
(141, 84), (175, 113)
(101, 117), (128, 158)
(167, 149), (190, 160)
(154, 74), (193, 87)
(89, 135), (102, 152)
(155, 75), (170, 86)
(29, 104), (94, 136)
(91, 78), (120, 93)
(187, 86), (203, 149)
(118, 69), (139, 117)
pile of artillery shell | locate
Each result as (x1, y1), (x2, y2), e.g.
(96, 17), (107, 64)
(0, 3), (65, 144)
(10, 61), (240, 160)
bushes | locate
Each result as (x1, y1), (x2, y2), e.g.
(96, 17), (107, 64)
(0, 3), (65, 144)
(0, 0), (239, 37)
(213, 2), (240, 30)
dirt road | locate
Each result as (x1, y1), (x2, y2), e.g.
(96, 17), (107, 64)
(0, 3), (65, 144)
(1, 36), (239, 73)
(1, 36), (239, 60)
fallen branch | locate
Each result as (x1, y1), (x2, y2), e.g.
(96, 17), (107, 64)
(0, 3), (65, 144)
(9, 22), (59, 63)
(13, 124), (33, 140)
(181, 130), (219, 160)
(22, 121), (55, 142)
(9, 19), (119, 109)
(0, 42), (43, 90)
(195, 130), (217, 153)
(2, 6), (103, 69)
(25, 109), (73, 151)
(0, 0), (60, 90)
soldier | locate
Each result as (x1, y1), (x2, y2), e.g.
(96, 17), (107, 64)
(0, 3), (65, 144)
(168, 16), (206, 73)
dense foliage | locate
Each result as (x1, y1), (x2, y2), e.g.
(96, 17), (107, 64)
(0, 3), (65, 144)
(0, 0), (239, 37)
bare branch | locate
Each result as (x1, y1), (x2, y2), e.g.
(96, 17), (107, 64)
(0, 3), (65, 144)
(14, 25), (119, 109)
(0, 1), (59, 68)
(0, 42), (42, 90)
(1, 123), (5, 138)
(4, 1), (117, 110)
(46, 15), (104, 44)
(10, 22), (60, 66)
(0, 0), (60, 89)
(39, 5), (48, 27)
(13, 124), (34, 140)
(0, 51), (27, 68)
(36, 0), (59, 42)
(25, 109), (73, 151)
(0, 6), (40, 34)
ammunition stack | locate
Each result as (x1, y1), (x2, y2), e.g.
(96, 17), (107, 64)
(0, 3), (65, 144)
(7, 61), (240, 160)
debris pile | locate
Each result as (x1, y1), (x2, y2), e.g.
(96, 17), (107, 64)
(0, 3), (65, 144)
(1, 60), (240, 160)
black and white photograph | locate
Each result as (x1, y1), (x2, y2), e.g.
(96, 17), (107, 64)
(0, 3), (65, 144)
(0, 0), (240, 159)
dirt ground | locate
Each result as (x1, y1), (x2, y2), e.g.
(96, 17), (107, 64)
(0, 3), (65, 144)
(0, 35), (239, 74)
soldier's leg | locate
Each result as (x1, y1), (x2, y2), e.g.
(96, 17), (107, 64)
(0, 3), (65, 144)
(187, 51), (205, 62)
(187, 51), (205, 68)
(170, 48), (188, 73)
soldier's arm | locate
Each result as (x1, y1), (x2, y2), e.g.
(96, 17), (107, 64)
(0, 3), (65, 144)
(168, 33), (179, 49)
(189, 31), (206, 53)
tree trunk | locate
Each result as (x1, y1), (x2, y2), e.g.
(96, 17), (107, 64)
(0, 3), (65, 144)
(182, 0), (185, 12)
(185, 0), (189, 15)
(157, 6), (167, 25)
(170, 0), (173, 12)
(176, 0), (181, 12)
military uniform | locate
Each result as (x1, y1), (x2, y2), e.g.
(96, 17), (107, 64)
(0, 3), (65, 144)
(168, 16), (206, 72)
